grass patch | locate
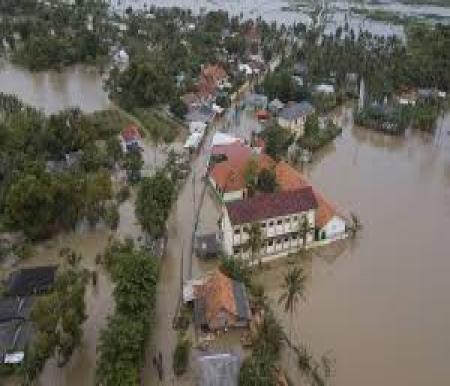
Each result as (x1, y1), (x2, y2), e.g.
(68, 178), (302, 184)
(133, 108), (184, 144)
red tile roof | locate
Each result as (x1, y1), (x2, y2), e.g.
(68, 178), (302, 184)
(122, 125), (141, 142)
(210, 153), (273, 192)
(210, 142), (252, 163)
(226, 187), (318, 225)
(314, 190), (339, 229)
(197, 270), (238, 330)
(274, 161), (309, 191)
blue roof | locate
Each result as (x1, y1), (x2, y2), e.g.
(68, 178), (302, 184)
(279, 101), (314, 120)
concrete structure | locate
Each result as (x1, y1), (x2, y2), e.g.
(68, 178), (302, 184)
(220, 187), (318, 260)
(278, 101), (315, 137)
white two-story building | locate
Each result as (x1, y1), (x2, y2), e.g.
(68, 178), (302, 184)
(220, 187), (318, 260)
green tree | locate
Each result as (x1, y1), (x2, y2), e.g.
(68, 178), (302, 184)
(257, 168), (278, 193)
(244, 157), (259, 196)
(245, 222), (263, 266)
(135, 171), (175, 238)
(123, 148), (143, 183)
(278, 266), (307, 365)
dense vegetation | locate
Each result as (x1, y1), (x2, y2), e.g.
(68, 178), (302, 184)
(301, 23), (450, 101)
(135, 171), (175, 239)
(298, 113), (342, 151)
(96, 240), (159, 386)
(1, 0), (111, 69)
(0, 93), (123, 239)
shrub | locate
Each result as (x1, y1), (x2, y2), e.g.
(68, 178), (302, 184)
(173, 335), (191, 376)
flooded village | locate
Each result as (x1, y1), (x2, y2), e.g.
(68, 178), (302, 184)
(1, 1), (450, 386)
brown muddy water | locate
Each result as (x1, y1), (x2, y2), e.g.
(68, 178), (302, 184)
(257, 108), (450, 386)
(0, 60), (109, 114)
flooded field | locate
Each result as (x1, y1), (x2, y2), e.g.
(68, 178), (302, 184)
(0, 60), (109, 114)
(257, 108), (450, 386)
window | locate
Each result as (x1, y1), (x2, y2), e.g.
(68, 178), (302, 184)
(233, 247), (240, 255)
(276, 239), (281, 244)
(268, 240), (274, 246)
(292, 234), (298, 240)
(285, 217), (290, 223)
(234, 228), (240, 235)
(277, 219), (282, 225)
(269, 221), (274, 227)
(261, 222), (266, 228)
(284, 237), (289, 242)
(243, 226), (249, 233)
(293, 216), (298, 222)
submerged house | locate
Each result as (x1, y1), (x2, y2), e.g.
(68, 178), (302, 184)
(5, 266), (57, 297)
(278, 101), (315, 137)
(194, 270), (251, 332)
(121, 125), (142, 152)
(220, 187), (318, 260)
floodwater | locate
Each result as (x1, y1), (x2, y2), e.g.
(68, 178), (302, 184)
(0, 60), (109, 114)
(258, 108), (450, 386)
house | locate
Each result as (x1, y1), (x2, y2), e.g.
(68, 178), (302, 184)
(293, 62), (308, 77)
(194, 270), (251, 331)
(268, 98), (285, 114)
(220, 187), (318, 259)
(314, 84), (335, 95)
(211, 132), (242, 147)
(5, 266), (57, 297)
(278, 101), (315, 137)
(246, 93), (268, 110)
(184, 132), (204, 153)
(185, 105), (215, 124)
(314, 191), (346, 241)
(197, 64), (229, 102)
(196, 352), (240, 386)
(189, 121), (207, 134)
(121, 125), (142, 151)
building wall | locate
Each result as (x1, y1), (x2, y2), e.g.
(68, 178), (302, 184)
(278, 116), (306, 137)
(320, 215), (346, 240)
(221, 211), (234, 256)
(226, 209), (316, 260)
(223, 190), (244, 202)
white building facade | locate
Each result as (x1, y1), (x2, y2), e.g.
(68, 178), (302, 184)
(220, 188), (318, 261)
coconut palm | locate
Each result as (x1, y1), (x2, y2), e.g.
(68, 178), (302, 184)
(278, 266), (307, 365)
(349, 212), (362, 238)
(245, 222), (263, 266)
(299, 215), (315, 251)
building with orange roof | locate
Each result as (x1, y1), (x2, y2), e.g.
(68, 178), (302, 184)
(194, 270), (251, 332)
(313, 190), (347, 241)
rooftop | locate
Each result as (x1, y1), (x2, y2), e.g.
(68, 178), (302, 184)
(5, 266), (57, 297)
(195, 270), (250, 330)
(226, 187), (318, 225)
(122, 125), (141, 142)
(279, 101), (315, 121)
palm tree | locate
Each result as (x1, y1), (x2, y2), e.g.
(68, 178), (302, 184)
(245, 222), (263, 266)
(278, 266), (307, 365)
(299, 215), (315, 251)
(349, 212), (362, 238)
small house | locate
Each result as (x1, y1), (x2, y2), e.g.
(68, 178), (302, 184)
(278, 101), (315, 137)
(194, 270), (251, 332)
(121, 125), (142, 152)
